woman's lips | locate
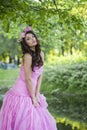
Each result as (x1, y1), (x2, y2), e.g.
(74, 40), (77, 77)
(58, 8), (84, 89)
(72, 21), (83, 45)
(33, 41), (37, 45)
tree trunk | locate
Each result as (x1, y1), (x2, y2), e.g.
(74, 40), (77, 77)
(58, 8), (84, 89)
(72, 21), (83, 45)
(17, 56), (20, 65)
(61, 46), (64, 56)
(9, 56), (12, 63)
(70, 44), (73, 55)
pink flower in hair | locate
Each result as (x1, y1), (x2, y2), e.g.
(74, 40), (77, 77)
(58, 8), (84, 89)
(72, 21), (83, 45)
(24, 27), (32, 32)
(18, 26), (32, 42)
(20, 32), (25, 38)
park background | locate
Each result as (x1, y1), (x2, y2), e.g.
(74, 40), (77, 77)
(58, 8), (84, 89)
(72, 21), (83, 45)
(0, 0), (87, 130)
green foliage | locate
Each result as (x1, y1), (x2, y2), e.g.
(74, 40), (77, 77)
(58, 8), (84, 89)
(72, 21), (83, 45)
(47, 92), (87, 123)
(0, 0), (87, 60)
(41, 62), (87, 94)
(41, 62), (87, 123)
(0, 62), (87, 125)
(0, 3), (87, 123)
(46, 51), (87, 65)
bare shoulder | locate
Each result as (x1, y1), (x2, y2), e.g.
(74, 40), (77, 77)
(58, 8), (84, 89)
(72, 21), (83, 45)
(23, 53), (32, 66)
(23, 53), (32, 81)
(23, 53), (32, 61)
(40, 51), (44, 62)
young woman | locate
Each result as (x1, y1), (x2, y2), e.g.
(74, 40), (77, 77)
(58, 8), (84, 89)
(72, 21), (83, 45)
(0, 27), (57, 130)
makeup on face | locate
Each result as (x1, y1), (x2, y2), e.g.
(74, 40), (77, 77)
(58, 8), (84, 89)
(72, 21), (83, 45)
(25, 33), (37, 46)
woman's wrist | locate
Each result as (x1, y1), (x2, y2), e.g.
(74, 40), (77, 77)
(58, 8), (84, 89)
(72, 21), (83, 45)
(36, 92), (40, 97)
(36, 94), (40, 102)
(31, 94), (36, 101)
(32, 97), (36, 101)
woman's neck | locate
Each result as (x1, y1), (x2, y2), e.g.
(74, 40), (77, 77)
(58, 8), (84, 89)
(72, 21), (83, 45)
(30, 46), (35, 52)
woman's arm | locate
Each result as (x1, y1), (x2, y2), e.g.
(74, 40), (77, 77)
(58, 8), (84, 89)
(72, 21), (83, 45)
(35, 72), (43, 97)
(35, 51), (44, 98)
(23, 53), (37, 106)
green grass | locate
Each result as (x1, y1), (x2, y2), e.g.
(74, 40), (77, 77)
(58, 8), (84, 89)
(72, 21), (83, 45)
(0, 68), (19, 87)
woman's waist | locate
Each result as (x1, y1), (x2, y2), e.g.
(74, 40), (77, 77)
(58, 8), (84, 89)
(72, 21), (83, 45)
(6, 88), (30, 97)
(11, 78), (36, 96)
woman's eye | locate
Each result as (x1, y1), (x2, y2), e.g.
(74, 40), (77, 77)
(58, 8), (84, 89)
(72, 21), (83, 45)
(32, 35), (35, 38)
(26, 35), (35, 40)
(27, 38), (30, 40)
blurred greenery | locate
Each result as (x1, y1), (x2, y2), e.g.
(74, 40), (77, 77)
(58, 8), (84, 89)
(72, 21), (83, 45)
(42, 62), (87, 94)
(0, 61), (87, 130)
(57, 117), (87, 130)
(0, 68), (19, 87)
(46, 51), (87, 65)
(0, 0), (87, 62)
(0, 0), (87, 129)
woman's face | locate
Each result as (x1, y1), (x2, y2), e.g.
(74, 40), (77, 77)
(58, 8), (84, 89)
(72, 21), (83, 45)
(25, 33), (37, 47)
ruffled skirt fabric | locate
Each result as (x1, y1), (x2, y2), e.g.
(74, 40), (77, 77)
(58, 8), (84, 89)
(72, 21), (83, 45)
(0, 90), (57, 130)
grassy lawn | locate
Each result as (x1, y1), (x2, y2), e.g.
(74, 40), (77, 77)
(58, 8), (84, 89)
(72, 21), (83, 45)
(0, 68), (19, 88)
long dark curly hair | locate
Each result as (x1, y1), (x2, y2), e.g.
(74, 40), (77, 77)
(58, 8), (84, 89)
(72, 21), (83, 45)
(20, 30), (43, 72)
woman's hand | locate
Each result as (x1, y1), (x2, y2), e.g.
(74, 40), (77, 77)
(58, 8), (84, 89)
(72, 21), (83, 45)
(32, 98), (38, 107)
(36, 94), (40, 104)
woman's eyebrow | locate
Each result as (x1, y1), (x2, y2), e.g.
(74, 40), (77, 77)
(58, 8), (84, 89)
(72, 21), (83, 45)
(26, 36), (31, 39)
(27, 35), (34, 38)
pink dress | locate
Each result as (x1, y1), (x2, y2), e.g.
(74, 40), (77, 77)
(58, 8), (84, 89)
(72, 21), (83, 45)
(0, 65), (57, 130)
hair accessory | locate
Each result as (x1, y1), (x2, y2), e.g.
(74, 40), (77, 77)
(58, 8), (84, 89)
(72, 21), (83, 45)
(20, 32), (25, 38)
(18, 26), (32, 42)
(24, 27), (32, 32)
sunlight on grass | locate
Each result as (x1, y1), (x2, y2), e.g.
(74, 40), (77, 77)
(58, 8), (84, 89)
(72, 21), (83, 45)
(46, 50), (87, 65)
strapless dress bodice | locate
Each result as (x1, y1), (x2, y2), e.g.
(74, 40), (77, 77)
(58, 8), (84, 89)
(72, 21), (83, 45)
(20, 65), (44, 81)
(9, 65), (44, 97)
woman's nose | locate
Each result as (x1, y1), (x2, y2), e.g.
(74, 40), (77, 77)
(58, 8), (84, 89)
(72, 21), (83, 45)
(32, 37), (35, 41)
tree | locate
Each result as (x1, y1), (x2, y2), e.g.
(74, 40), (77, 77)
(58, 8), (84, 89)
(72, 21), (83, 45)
(0, 0), (87, 61)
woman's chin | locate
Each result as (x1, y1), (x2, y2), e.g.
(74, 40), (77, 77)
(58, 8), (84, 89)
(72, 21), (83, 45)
(33, 42), (37, 45)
